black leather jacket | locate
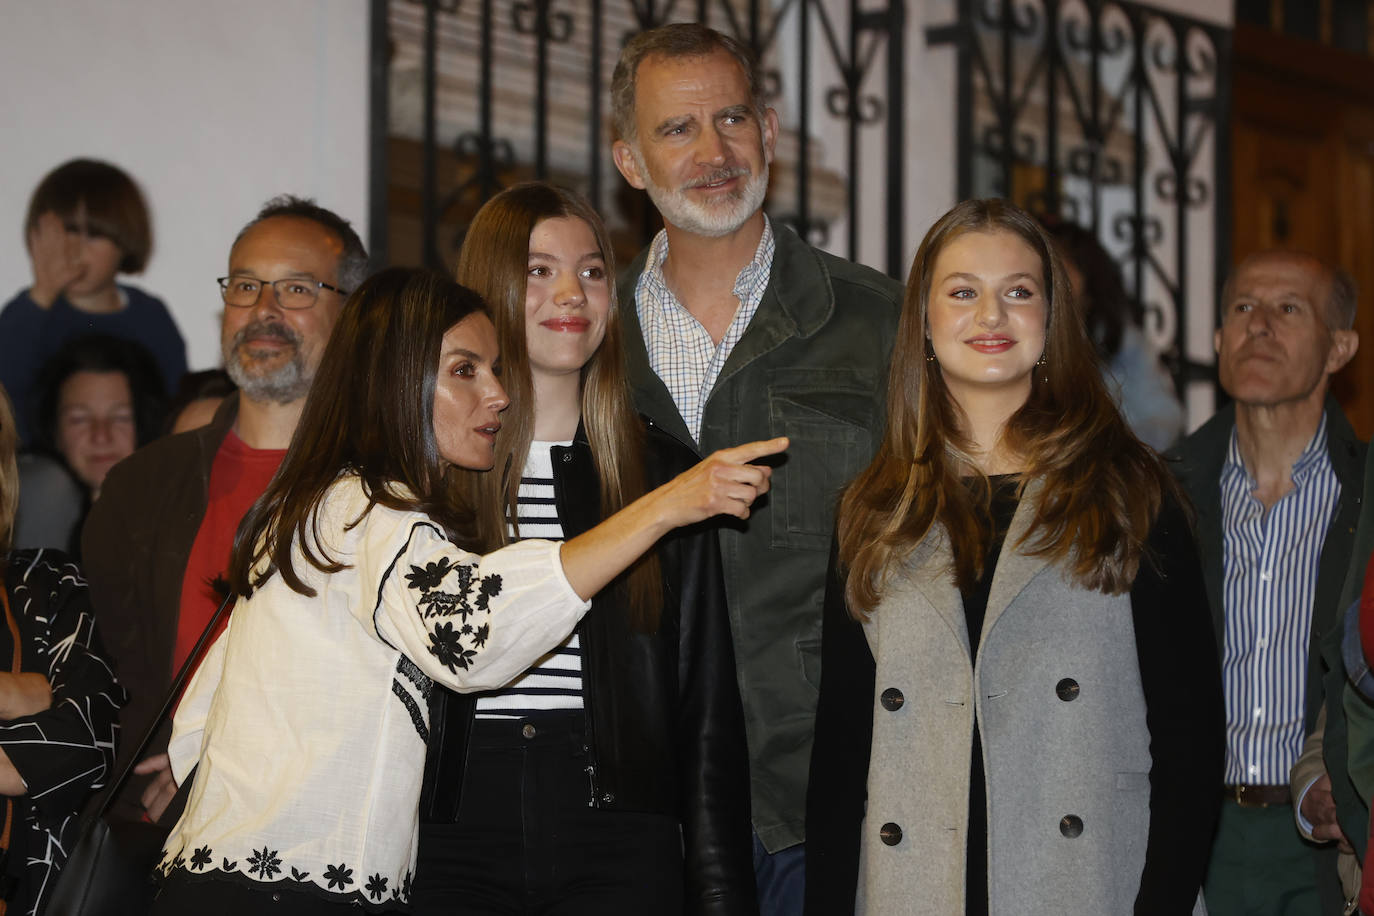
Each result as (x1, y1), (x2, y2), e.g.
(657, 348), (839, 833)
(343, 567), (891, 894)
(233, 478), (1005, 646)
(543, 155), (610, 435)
(419, 420), (758, 914)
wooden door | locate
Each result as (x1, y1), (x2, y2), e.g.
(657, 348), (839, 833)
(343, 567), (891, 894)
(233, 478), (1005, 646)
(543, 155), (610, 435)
(1232, 24), (1374, 436)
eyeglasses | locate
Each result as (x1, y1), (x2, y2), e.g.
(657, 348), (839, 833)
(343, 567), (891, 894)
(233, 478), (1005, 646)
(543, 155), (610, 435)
(217, 275), (349, 310)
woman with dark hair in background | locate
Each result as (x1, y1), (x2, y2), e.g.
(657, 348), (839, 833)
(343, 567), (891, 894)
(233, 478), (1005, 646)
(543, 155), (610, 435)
(0, 384), (124, 916)
(163, 370), (236, 436)
(0, 159), (185, 447)
(1039, 219), (1185, 450)
(150, 267), (782, 914)
(14, 334), (167, 555)
(414, 183), (756, 914)
(805, 199), (1223, 914)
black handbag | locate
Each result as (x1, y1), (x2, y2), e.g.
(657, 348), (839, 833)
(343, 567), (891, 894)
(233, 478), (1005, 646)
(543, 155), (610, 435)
(46, 592), (234, 916)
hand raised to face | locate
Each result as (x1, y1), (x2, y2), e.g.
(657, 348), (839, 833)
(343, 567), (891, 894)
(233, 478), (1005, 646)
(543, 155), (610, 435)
(27, 212), (86, 308)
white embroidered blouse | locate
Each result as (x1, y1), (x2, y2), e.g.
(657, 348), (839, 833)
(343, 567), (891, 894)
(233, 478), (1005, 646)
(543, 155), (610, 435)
(156, 475), (590, 908)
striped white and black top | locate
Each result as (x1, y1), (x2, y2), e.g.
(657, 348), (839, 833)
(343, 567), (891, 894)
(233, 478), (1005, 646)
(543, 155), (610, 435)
(1219, 413), (1339, 785)
(475, 441), (584, 718)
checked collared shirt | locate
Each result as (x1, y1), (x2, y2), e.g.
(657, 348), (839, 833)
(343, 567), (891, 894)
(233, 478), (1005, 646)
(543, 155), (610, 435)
(634, 217), (775, 445)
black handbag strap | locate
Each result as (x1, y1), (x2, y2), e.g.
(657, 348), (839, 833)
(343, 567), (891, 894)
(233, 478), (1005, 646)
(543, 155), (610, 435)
(95, 591), (236, 819)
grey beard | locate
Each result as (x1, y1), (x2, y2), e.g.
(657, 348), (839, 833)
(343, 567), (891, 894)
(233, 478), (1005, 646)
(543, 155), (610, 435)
(224, 342), (311, 404)
(636, 152), (769, 239)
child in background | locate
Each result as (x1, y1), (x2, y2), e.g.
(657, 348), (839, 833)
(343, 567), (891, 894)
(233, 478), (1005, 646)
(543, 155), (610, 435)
(0, 159), (186, 446)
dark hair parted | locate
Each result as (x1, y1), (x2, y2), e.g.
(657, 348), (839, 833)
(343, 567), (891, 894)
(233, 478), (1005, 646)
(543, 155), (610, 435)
(838, 199), (1179, 614)
(228, 268), (488, 599)
(25, 159), (152, 273)
(35, 334), (168, 457)
(234, 194), (370, 294)
(456, 182), (661, 631)
(1040, 218), (1140, 360)
(610, 22), (766, 144)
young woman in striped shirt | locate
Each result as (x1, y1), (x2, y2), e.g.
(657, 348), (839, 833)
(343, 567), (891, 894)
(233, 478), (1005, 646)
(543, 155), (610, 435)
(413, 183), (758, 914)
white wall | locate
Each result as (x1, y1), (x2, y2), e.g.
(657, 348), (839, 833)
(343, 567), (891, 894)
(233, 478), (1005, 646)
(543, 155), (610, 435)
(0, 0), (371, 372)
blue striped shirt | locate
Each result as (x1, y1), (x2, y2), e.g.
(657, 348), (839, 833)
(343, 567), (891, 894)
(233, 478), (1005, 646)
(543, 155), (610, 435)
(474, 441), (583, 718)
(1219, 414), (1338, 784)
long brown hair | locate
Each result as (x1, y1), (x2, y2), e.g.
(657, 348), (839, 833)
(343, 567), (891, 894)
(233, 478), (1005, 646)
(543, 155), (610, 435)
(228, 268), (489, 598)
(838, 199), (1177, 614)
(456, 182), (661, 630)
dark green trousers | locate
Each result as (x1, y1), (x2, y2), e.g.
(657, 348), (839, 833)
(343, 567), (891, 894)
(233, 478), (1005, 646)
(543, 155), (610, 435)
(1204, 800), (1327, 915)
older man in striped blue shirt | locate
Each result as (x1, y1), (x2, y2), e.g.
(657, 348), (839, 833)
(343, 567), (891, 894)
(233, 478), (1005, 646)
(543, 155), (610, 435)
(1174, 250), (1363, 915)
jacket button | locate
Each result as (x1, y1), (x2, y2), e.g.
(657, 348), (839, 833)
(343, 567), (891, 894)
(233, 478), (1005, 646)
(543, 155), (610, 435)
(521, 723), (537, 739)
(561, 452), (573, 462)
(1055, 678), (1079, 701)
(880, 687), (905, 711)
(879, 822), (903, 846)
(1060, 815), (1084, 838)
(601, 792), (615, 805)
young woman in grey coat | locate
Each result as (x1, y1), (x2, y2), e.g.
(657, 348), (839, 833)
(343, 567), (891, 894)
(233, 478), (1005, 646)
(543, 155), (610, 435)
(805, 199), (1225, 915)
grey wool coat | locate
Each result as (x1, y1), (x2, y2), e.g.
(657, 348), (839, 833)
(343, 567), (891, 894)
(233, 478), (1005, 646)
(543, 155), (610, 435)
(805, 484), (1224, 915)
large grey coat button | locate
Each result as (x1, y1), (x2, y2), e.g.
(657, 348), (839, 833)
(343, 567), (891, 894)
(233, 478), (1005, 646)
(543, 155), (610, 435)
(1060, 815), (1084, 838)
(880, 687), (904, 711)
(879, 822), (903, 846)
(1055, 678), (1080, 701)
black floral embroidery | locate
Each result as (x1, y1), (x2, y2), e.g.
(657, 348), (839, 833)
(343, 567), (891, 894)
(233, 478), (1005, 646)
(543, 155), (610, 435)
(418, 587), (463, 619)
(291, 866), (310, 882)
(324, 863), (354, 890)
(477, 574), (502, 611)
(248, 847), (283, 879)
(170, 853), (186, 871)
(405, 558), (453, 592)
(366, 873), (389, 900)
(403, 870), (413, 899)
(410, 560), (503, 622)
(428, 621), (477, 672)
(189, 846), (212, 870)
(407, 547), (504, 674)
(223, 858), (238, 872)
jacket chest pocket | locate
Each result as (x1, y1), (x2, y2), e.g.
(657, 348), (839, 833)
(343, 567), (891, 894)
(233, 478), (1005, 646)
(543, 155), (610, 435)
(766, 377), (876, 550)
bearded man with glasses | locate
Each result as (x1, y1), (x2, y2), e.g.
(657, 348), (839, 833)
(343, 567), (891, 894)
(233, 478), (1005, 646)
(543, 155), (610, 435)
(82, 195), (368, 828)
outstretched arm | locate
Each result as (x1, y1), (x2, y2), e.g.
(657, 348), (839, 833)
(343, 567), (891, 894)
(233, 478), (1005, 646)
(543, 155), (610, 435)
(370, 438), (789, 694)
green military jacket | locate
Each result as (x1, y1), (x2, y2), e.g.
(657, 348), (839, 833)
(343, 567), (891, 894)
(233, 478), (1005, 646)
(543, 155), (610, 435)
(618, 223), (901, 851)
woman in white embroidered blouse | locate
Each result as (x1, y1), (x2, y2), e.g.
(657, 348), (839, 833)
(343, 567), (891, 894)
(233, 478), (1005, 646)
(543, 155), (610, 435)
(148, 268), (785, 914)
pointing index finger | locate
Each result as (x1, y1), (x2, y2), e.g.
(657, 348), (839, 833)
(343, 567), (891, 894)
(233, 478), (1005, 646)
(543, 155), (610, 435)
(720, 436), (789, 464)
